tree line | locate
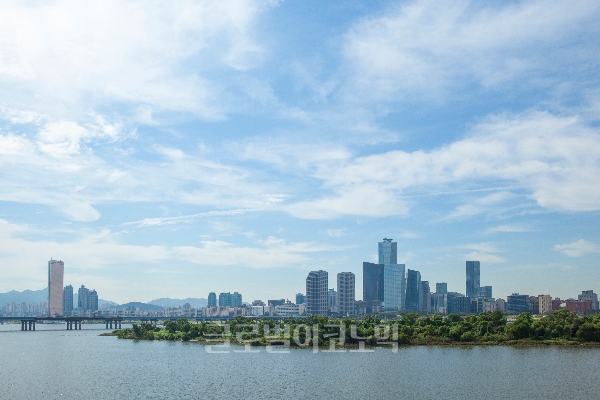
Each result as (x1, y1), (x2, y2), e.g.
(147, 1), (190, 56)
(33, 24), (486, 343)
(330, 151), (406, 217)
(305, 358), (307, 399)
(113, 309), (600, 345)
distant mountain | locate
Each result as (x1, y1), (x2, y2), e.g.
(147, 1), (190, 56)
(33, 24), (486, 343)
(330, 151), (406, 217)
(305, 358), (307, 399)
(0, 288), (116, 309)
(98, 299), (118, 309)
(0, 288), (47, 304)
(110, 302), (164, 311)
(149, 297), (208, 308)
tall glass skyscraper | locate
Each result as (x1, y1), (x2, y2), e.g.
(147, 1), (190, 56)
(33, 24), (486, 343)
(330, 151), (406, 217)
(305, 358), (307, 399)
(337, 272), (355, 315)
(436, 282), (448, 295)
(405, 269), (421, 311)
(378, 238), (397, 265)
(383, 264), (406, 311)
(48, 259), (64, 316)
(363, 262), (384, 313)
(78, 285), (89, 310)
(466, 261), (481, 298)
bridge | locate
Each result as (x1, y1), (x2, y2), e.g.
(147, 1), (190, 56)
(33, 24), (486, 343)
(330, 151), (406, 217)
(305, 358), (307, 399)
(0, 315), (305, 331)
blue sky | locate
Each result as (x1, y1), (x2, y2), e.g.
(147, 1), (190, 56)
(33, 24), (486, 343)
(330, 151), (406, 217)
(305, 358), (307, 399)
(1, 0), (599, 303)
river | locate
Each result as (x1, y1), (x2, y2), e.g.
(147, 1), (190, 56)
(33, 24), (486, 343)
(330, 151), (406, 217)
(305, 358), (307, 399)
(1, 323), (599, 399)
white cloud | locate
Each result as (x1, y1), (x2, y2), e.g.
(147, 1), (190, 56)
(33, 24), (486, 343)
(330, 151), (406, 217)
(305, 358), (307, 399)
(284, 111), (600, 218)
(0, 0), (270, 119)
(462, 243), (505, 263)
(484, 224), (531, 235)
(343, 0), (600, 101)
(554, 239), (599, 257)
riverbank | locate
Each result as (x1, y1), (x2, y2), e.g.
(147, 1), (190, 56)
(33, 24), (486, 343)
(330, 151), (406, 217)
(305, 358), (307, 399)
(104, 310), (600, 347)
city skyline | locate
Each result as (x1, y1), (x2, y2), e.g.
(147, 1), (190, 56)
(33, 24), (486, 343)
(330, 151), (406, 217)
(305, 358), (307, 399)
(1, 1), (600, 303)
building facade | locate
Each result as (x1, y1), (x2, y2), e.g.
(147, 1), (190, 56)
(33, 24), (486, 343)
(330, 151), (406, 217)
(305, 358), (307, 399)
(306, 270), (328, 315)
(48, 259), (64, 316)
(578, 290), (599, 310)
(466, 261), (480, 298)
(538, 294), (552, 315)
(295, 293), (306, 305)
(420, 281), (431, 311)
(208, 292), (217, 307)
(378, 238), (397, 265)
(63, 285), (73, 315)
(327, 289), (337, 313)
(507, 294), (529, 312)
(383, 264), (406, 312)
(405, 269), (422, 312)
(78, 285), (89, 310)
(363, 262), (384, 313)
(436, 282), (448, 295)
(479, 286), (493, 299)
(337, 272), (355, 315)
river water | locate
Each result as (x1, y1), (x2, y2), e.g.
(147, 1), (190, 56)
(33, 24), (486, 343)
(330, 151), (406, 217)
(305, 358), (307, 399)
(1, 323), (599, 399)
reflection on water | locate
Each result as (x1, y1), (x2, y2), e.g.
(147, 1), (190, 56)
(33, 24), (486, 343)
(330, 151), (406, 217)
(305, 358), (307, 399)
(0, 324), (599, 399)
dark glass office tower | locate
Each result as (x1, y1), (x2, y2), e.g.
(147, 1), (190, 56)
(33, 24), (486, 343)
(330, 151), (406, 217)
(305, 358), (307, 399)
(363, 262), (384, 313)
(466, 261), (480, 298)
(436, 282), (448, 295)
(405, 269), (421, 311)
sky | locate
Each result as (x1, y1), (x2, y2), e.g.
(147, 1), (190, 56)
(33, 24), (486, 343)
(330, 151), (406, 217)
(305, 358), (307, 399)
(1, 0), (599, 304)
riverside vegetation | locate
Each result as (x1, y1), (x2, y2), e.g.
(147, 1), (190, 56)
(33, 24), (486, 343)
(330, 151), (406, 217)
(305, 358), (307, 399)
(109, 310), (600, 346)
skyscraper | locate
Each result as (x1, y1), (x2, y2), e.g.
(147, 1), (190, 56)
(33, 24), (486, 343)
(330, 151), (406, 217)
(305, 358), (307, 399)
(295, 293), (306, 305)
(436, 282), (448, 295)
(466, 261), (480, 298)
(63, 284), (73, 315)
(208, 292), (217, 307)
(328, 288), (337, 313)
(378, 238), (397, 265)
(48, 259), (64, 316)
(405, 269), (421, 312)
(421, 281), (431, 312)
(363, 262), (384, 313)
(231, 292), (242, 307)
(88, 289), (98, 311)
(219, 292), (231, 307)
(78, 285), (89, 310)
(383, 264), (406, 311)
(306, 270), (328, 315)
(337, 272), (355, 315)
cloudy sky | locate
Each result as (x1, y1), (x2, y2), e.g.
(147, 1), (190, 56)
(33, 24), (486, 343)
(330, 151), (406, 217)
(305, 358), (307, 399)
(1, 0), (599, 303)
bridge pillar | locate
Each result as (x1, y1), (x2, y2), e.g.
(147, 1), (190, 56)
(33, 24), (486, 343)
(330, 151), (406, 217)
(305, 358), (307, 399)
(79, 321), (82, 330)
(118, 321), (121, 329)
(110, 320), (113, 329)
(32, 321), (35, 331)
(21, 321), (24, 331)
(105, 320), (108, 329)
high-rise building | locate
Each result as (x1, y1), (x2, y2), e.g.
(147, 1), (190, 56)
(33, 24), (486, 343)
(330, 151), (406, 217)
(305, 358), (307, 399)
(382, 264), (406, 311)
(208, 292), (217, 307)
(466, 261), (480, 298)
(405, 269), (421, 312)
(363, 262), (384, 313)
(63, 285), (73, 315)
(337, 272), (355, 315)
(88, 289), (98, 311)
(268, 299), (285, 306)
(436, 282), (448, 295)
(578, 290), (599, 310)
(231, 292), (242, 307)
(78, 285), (89, 310)
(538, 294), (552, 315)
(448, 296), (471, 314)
(328, 289), (337, 313)
(479, 286), (493, 299)
(507, 293), (529, 312)
(378, 238), (397, 265)
(295, 293), (306, 305)
(421, 281), (431, 311)
(48, 259), (64, 316)
(306, 270), (328, 315)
